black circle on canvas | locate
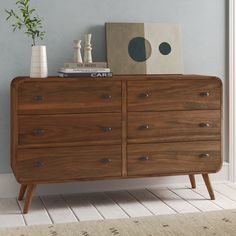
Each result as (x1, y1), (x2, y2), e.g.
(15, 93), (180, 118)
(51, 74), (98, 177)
(128, 37), (152, 62)
(159, 42), (172, 55)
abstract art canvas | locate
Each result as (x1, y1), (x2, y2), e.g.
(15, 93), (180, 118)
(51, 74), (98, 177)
(106, 23), (184, 75)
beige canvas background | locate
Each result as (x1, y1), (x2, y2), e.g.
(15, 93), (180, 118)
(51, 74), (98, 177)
(145, 23), (184, 74)
(106, 23), (184, 75)
(106, 23), (146, 75)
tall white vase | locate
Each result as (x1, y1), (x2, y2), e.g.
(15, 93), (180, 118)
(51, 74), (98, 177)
(30, 45), (48, 78)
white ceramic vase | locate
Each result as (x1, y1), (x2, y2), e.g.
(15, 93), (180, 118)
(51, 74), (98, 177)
(30, 45), (48, 78)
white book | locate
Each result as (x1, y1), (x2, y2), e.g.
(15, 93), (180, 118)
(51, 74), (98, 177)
(59, 68), (111, 73)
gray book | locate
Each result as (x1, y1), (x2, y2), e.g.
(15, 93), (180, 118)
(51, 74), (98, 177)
(64, 62), (108, 69)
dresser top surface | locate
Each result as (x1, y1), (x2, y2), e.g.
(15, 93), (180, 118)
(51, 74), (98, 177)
(11, 75), (222, 87)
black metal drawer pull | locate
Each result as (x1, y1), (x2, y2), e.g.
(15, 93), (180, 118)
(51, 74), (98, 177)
(101, 94), (112, 100)
(102, 127), (112, 132)
(139, 156), (150, 161)
(33, 129), (45, 135)
(34, 161), (45, 168)
(199, 123), (210, 128)
(139, 124), (150, 130)
(100, 158), (112, 164)
(34, 95), (44, 101)
(199, 153), (210, 158)
(139, 92), (151, 98)
(199, 92), (210, 97)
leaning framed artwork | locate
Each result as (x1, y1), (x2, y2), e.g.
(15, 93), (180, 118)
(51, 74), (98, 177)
(106, 23), (184, 75)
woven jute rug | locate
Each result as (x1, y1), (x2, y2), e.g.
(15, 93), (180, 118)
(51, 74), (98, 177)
(1, 209), (236, 236)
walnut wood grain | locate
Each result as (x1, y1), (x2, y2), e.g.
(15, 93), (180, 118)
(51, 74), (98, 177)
(202, 174), (215, 200)
(18, 80), (122, 114)
(18, 113), (121, 146)
(127, 141), (222, 176)
(16, 145), (122, 182)
(128, 110), (221, 143)
(122, 81), (127, 176)
(18, 184), (27, 200)
(23, 184), (36, 214)
(189, 175), (196, 188)
(10, 75), (222, 213)
(11, 75), (221, 84)
(11, 79), (19, 176)
(128, 79), (222, 111)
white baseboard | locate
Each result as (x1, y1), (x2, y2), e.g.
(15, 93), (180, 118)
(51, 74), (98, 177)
(0, 162), (229, 198)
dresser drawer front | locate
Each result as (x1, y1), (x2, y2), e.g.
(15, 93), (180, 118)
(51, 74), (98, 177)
(128, 141), (221, 176)
(128, 79), (221, 111)
(16, 145), (122, 182)
(19, 113), (121, 146)
(18, 81), (122, 114)
(128, 110), (221, 143)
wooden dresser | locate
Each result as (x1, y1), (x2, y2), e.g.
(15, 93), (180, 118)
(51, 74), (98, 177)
(11, 75), (222, 213)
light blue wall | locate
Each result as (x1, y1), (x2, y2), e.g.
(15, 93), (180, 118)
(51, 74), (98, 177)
(0, 0), (227, 173)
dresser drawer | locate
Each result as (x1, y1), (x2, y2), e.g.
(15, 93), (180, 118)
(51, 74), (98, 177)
(16, 145), (122, 182)
(19, 113), (121, 146)
(128, 141), (221, 176)
(18, 80), (122, 114)
(128, 79), (221, 111)
(128, 110), (221, 143)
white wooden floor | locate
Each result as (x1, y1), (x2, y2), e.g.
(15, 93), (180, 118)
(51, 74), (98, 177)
(1, 183), (236, 228)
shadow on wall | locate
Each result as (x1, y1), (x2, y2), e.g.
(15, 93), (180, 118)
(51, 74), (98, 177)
(87, 24), (107, 62)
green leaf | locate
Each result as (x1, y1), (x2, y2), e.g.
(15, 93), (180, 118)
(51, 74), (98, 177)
(5, 0), (46, 44)
(29, 9), (35, 14)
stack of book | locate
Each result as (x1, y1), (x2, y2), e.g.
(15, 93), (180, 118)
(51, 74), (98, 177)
(58, 62), (112, 78)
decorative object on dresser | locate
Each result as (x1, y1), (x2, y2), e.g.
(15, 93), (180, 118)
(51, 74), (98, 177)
(58, 69), (112, 78)
(64, 62), (108, 69)
(59, 61), (111, 78)
(106, 23), (184, 75)
(73, 40), (83, 63)
(11, 75), (222, 214)
(60, 39), (110, 78)
(58, 65), (112, 78)
(30, 45), (48, 78)
(5, 0), (47, 78)
(84, 33), (93, 63)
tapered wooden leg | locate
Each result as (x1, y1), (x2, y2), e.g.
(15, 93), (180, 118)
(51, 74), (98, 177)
(189, 175), (196, 189)
(202, 174), (215, 200)
(18, 184), (28, 201)
(23, 184), (36, 214)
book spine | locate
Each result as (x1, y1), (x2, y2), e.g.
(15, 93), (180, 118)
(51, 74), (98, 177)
(58, 72), (113, 78)
(59, 68), (110, 73)
(64, 62), (108, 69)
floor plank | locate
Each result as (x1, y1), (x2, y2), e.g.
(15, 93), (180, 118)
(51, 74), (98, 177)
(18, 197), (52, 226)
(85, 192), (128, 219)
(214, 184), (236, 202)
(148, 188), (200, 213)
(0, 198), (21, 214)
(106, 191), (153, 217)
(63, 194), (103, 221)
(170, 187), (221, 212)
(226, 183), (236, 191)
(0, 184), (234, 228)
(190, 185), (236, 210)
(0, 215), (25, 228)
(128, 189), (176, 215)
(0, 198), (25, 227)
(41, 195), (77, 224)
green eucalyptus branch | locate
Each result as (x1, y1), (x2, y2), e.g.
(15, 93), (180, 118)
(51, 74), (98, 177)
(5, 0), (46, 46)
